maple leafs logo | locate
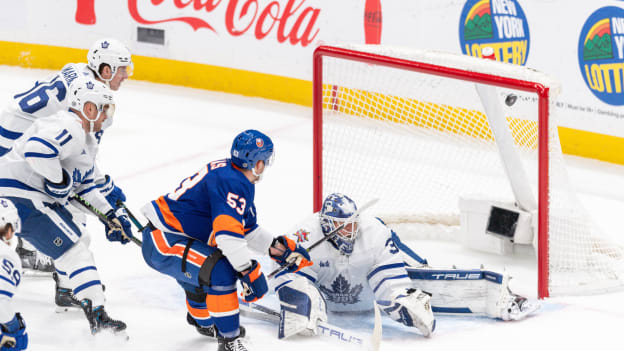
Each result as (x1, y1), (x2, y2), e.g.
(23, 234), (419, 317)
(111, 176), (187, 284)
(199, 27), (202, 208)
(319, 274), (363, 305)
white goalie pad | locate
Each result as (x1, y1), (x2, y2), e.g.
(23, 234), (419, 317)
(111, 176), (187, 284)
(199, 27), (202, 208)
(277, 275), (327, 339)
(407, 267), (540, 320)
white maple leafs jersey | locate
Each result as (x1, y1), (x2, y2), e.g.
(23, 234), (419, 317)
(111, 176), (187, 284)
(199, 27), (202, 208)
(0, 110), (112, 214)
(0, 63), (94, 153)
(277, 214), (412, 312)
(0, 242), (22, 324)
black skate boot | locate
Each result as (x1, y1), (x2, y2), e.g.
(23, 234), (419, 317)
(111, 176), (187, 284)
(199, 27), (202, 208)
(186, 313), (245, 339)
(16, 238), (54, 274)
(80, 299), (127, 336)
(53, 272), (81, 312)
(217, 333), (250, 351)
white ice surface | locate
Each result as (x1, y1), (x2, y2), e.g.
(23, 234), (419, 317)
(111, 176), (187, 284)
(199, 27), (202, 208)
(1, 65), (624, 351)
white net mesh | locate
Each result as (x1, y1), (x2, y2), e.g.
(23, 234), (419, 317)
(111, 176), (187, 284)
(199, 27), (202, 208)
(317, 44), (624, 296)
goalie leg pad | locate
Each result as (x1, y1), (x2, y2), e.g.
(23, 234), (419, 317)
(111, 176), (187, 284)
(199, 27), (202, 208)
(277, 276), (327, 339)
(488, 275), (541, 321)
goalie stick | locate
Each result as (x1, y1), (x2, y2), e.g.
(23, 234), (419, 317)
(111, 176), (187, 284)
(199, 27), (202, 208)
(239, 299), (382, 351)
(71, 195), (142, 246)
(268, 198), (379, 279)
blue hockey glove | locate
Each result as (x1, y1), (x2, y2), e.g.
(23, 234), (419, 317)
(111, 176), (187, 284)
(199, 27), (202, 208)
(0, 313), (28, 351)
(238, 260), (268, 303)
(270, 236), (313, 274)
(44, 169), (72, 203)
(104, 208), (133, 244)
(99, 175), (126, 208)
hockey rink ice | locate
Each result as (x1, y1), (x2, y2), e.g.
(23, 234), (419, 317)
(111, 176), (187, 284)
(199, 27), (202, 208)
(1, 65), (624, 350)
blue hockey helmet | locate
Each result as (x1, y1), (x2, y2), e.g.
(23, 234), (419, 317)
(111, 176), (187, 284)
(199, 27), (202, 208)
(320, 193), (359, 255)
(231, 129), (275, 170)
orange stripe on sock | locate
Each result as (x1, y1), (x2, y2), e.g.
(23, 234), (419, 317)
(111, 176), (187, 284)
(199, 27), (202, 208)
(186, 301), (211, 319)
(155, 196), (184, 232)
(206, 292), (239, 313)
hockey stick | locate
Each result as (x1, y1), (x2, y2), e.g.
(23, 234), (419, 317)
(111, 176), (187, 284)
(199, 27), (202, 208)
(116, 200), (148, 232)
(71, 195), (142, 246)
(267, 198), (379, 279)
(239, 299), (382, 351)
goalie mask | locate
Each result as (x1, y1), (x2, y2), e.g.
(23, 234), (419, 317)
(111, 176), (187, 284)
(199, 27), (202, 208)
(320, 193), (359, 256)
(0, 198), (20, 244)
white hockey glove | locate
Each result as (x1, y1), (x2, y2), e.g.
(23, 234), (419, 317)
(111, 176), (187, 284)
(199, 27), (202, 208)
(486, 273), (541, 321)
(384, 288), (435, 337)
(277, 276), (327, 339)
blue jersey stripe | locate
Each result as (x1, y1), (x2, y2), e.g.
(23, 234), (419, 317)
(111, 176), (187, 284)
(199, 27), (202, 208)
(367, 262), (405, 281)
(0, 290), (14, 298)
(0, 125), (23, 140)
(373, 274), (409, 293)
(27, 137), (59, 155)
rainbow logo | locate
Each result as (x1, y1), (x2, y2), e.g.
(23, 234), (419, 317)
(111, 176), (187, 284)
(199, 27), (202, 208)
(577, 6), (624, 106)
(459, 0), (530, 65)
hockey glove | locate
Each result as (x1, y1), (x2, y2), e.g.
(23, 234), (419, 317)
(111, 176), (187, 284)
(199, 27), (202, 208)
(43, 169), (73, 203)
(269, 236), (313, 274)
(0, 313), (28, 351)
(99, 175), (126, 208)
(238, 260), (268, 303)
(383, 288), (435, 337)
(104, 208), (133, 244)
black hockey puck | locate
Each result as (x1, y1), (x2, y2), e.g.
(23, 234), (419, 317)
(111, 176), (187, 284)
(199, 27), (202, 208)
(505, 94), (518, 106)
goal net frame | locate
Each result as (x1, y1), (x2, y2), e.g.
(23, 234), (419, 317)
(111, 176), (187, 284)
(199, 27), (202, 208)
(312, 45), (553, 298)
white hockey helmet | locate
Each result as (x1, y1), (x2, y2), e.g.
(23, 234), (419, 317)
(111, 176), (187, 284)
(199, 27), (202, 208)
(68, 76), (116, 132)
(0, 198), (20, 243)
(87, 38), (133, 82)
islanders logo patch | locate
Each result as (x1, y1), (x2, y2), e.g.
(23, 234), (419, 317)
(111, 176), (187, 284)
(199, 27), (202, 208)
(578, 6), (624, 106)
(459, 0), (530, 65)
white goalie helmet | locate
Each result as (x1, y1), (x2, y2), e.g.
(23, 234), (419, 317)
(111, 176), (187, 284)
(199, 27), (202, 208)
(68, 76), (116, 131)
(0, 198), (20, 243)
(87, 38), (133, 82)
(319, 193), (360, 256)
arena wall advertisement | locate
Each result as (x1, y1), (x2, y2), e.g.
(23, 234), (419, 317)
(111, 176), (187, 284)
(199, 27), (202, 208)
(0, 0), (623, 163)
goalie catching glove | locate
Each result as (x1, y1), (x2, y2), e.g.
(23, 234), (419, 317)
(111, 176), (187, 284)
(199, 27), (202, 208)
(381, 288), (436, 337)
(269, 235), (313, 274)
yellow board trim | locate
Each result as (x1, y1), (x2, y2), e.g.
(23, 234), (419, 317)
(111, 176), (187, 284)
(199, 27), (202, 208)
(0, 40), (312, 106)
(1, 40), (623, 165)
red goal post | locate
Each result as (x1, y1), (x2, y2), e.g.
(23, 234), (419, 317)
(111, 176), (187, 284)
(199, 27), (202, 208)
(312, 44), (624, 299)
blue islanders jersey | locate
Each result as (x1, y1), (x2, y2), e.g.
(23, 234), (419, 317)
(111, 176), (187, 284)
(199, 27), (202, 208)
(142, 158), (267, 271)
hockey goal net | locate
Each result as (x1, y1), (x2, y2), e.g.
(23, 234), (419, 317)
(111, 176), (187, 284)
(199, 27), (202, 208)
(313, 44), (624, 298)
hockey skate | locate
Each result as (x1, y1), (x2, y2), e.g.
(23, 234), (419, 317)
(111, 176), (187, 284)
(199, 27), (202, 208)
(186, 313), (246, 339)
(80, 299), (127, 337)
(53, 272), (82, 312)
(500, 293), (541, 321)
(217, 333), (250, 351)
(16, 238), (54, 276)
